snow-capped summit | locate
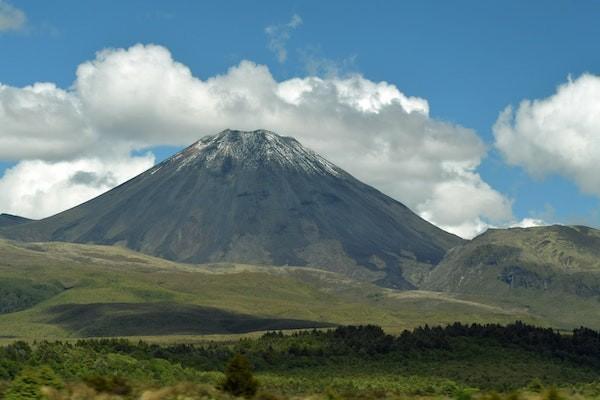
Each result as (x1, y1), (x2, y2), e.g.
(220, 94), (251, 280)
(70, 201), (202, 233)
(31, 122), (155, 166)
(155, 129), (342, 176)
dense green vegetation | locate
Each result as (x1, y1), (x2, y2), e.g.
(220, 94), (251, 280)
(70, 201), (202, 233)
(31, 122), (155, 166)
(0, 279), (64, 314)
(2, 322), (600, 399)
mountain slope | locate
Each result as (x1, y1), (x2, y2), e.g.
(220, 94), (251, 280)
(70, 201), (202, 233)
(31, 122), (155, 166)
(422, 225), (600, 327)
(425, 225), (600, 294)
(0, 213), (31, 228)
(0, 129), (462, 288)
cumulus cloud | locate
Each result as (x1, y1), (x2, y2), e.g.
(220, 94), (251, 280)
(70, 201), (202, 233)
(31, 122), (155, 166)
(265, 14), (302, 63)
(0, 83), (91, 161)
(0, 44), (514, 237)
(494, 73), (600, 197)
(416, 172), (513, 238)
(0, 155), (154, 219)
(0, 0), (25, 32)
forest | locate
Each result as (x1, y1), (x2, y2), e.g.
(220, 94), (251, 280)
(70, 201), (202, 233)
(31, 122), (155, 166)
(2, 321), (600, 399)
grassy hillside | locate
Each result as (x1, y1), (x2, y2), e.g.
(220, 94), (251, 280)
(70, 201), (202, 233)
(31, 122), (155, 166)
(0, 239), (536, 339)
(424, 225), (600, 328)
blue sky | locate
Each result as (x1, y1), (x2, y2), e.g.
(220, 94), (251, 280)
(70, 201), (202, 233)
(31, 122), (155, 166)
(1, 0), (600, 236)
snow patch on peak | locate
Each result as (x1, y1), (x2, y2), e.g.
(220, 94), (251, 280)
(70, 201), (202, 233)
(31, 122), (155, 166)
(157, 129), (343, 176)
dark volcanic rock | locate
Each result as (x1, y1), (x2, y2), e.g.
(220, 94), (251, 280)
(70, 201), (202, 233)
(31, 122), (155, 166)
(1, 129), (462, 288)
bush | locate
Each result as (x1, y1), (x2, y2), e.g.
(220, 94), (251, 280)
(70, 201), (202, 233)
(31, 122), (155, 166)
(220, 353), (259, 398)
(454, 388), (473, 400)
(543, 386), (563, 400)
(255, 392), (284, 400)
(527, 378), (544, 392)
(140, 383), (234, 400)
(83, 375), (132, 395)
(505, 391), (522, 400)
(4, 365), (63, 400)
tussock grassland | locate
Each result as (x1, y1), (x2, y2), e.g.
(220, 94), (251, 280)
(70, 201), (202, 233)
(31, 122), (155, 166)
(0, 239), (538, 339)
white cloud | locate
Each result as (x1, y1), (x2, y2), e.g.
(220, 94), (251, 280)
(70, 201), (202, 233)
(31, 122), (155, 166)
(494, 73), (600, 196)
(510, 218), (546, 229)
(265, 14), (302, 63)
(0, 83), (91, 161)
(0, 44), (515, 238)
(0, 0), (25, 32)
(0, 155), (154, 219)
(416, 172), (513, 239)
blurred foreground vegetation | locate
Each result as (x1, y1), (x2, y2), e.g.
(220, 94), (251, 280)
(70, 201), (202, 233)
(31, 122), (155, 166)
(2, 321), (600, 399)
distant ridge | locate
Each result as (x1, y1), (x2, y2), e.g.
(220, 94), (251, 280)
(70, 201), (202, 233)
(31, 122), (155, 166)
(0, 213), (32, 228)
(424, 225), (600, 298)
(0, 129), (463, 288)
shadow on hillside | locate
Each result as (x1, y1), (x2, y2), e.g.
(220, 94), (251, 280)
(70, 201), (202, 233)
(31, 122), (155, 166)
(46, 302), (334, 337)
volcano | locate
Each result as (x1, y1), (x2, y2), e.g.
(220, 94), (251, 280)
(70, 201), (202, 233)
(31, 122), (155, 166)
(1, 129), (462, 288)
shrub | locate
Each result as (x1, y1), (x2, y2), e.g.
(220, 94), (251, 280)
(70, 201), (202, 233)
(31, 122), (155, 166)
(83, 375), (132, 395)
(4, 365), (63, 400)
(454, 389), (473, 400)
(505, 391), (522, 400)
(543, 386), (563, 400)
(220, 353), (259, 398)
(255, 392), (284, 400)
(527, 378), (544, 392)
